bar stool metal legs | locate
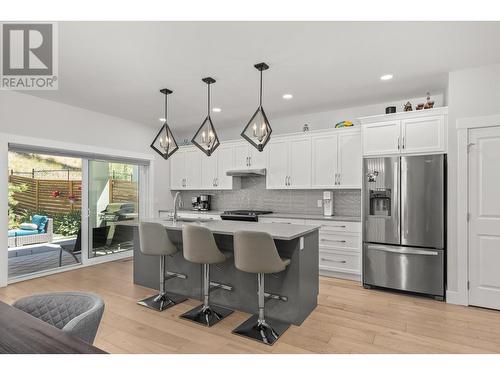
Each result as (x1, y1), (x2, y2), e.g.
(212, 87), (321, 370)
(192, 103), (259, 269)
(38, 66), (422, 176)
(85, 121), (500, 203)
(137, 255), (187, 311)
(180, 264), (233, 326)
(232, 273), (290, 345)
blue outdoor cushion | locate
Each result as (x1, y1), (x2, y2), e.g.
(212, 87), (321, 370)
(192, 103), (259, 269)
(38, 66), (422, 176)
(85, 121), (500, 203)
(8, 230), (17, 238)
(10, 229), (39, 237)
(32, 215), (48, 233)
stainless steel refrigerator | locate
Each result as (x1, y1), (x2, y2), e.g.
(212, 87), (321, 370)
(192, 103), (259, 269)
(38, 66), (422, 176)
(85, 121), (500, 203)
(363, 154), (445, 300)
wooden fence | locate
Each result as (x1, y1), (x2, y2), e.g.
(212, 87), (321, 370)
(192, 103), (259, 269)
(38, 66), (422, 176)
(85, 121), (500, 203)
(9, 175), (138, 216)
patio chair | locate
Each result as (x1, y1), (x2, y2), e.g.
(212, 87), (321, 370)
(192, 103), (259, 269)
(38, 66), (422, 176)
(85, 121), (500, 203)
(12, 292), (105, 344)
(59, 229), (82, 267)
(14, 217), (54, 247)
(59, 226), (110, 266)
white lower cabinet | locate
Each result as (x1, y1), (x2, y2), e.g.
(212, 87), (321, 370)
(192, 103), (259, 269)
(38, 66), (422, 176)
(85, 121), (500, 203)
(305, 219), (361, 280)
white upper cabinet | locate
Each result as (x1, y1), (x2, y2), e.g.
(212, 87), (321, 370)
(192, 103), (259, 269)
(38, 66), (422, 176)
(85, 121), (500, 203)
(362, 120), (401, 156)
(184, 148), (202, 189)
(289, 136), (311, 188)
(266, 135), (311, 189)
(233, 141), (268, 169)
(267, 138), (289, 189)
(201, 151), (218, 189)
(360, 107), (448, 156)
(401, 116), (445, 154)
(338, 132), (362, 188)
(170, 149), (186, 190)
(215, 144), (234, 189)
(311, 133), (338, 188)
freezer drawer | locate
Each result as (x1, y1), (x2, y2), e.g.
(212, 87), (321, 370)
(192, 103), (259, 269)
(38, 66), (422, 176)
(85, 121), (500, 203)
(363, 243), (444, 297)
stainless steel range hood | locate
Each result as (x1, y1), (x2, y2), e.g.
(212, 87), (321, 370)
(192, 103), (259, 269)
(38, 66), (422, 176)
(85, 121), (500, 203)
(226, 168), (266, 177)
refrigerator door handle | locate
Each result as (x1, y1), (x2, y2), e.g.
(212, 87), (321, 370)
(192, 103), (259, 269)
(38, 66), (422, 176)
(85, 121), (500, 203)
(367, 244), (439, 256)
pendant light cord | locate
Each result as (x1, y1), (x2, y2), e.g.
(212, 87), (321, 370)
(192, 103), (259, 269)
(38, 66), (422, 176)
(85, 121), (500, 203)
(164, 93), (168, 120)
(207, 82), (211, 116)
(259, 69), (263, 108)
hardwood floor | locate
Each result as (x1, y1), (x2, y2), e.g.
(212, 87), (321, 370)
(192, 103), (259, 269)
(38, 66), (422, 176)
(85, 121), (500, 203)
(1, 258), (500, 354)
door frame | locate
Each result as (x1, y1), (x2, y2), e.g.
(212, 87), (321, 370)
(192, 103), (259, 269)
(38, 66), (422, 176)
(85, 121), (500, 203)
(0, 132), (154, 287)
(454, 114), (500, 306)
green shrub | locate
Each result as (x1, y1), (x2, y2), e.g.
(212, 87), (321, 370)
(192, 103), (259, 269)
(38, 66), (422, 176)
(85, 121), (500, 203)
(8, 183), (27, 228)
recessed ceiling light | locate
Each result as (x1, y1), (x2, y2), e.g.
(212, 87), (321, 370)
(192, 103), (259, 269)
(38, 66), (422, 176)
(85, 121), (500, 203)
(212, 107), (222, 113)
(380, 74), (393, 81)
(282, 94), (293, 100)
(159, 117), (166, 122)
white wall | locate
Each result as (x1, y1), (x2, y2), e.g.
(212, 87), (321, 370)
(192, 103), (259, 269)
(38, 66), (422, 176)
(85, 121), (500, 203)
(446, 63), (500, 303)
(176, 94), (444, 141)
(0, 91), (172, 214)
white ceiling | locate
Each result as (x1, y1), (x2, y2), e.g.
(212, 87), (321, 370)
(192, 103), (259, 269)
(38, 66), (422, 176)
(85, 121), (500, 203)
(27, 22), (500, 133)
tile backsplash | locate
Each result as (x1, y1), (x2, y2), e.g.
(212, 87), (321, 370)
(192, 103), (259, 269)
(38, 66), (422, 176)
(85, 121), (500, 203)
(174, 176), (361, 217)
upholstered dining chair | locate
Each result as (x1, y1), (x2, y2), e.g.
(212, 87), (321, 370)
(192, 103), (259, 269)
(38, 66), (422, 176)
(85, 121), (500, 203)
(12, 292), (105, 344)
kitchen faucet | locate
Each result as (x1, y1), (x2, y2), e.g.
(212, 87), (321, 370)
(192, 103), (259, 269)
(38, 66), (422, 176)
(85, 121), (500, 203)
(173, 192), (181, 223)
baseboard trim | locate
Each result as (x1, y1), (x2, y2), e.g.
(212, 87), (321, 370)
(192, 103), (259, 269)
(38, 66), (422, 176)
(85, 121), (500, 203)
(320, 269), (361, 282)
(446, 289), (468, 306)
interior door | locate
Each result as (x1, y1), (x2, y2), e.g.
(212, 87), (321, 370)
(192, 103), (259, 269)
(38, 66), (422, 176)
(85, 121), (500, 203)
(311, 134), (338, 188)
(289, 136), (311, 188)
(266, 138), (289, 189)
(216, 144), (233, 189)
(469, 126), (500, 310)
(338, 132), (362, 188)
(201, 151), (217, 189)
(184, 148), (202, 189)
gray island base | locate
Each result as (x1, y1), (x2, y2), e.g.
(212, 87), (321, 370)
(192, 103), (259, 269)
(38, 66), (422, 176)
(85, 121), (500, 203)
(127, 219), (319, 325)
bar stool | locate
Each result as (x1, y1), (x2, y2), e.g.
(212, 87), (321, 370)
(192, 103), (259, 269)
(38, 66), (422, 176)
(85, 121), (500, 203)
(137, 222), (187, 311)
(180, 224), (234, 327)
(232, 230), (291, 345)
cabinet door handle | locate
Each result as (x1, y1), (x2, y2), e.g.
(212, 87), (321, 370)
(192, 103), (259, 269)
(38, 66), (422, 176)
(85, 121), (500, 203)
(322, 225), (346, 229)
(320, 257), (347, 264)
(215, 177), (219, 186)
(338, 173), (341, 186)
(397, 137), (400, 150)
(249, 156), (252, 166)
(402, 136), (405, 149)
(287, 176), (291, 186)
(321, 239), (347, 243)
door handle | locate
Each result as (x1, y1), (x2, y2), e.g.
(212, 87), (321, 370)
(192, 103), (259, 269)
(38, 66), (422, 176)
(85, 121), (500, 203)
(367, 245), (439, 256)
(288, 176), (291, 186)
(249, 156), (252, 166)
(402, 136), (405, 149)
(215, 177), (218, 187)
(321, 239), (347, 243)
(397, 137), (400, 150)
(338, 173), (341, 186)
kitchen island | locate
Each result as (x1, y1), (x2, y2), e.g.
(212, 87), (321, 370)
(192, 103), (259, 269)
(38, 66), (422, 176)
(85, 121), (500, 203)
(124, 219), (320, 325)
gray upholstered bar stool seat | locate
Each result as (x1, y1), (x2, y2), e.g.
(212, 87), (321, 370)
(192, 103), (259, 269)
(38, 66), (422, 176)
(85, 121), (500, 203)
(13, 292), (105, 344)
(232, 230), (291, 345)
(137, 222), (187, 311)
(180, 224), (234, 327)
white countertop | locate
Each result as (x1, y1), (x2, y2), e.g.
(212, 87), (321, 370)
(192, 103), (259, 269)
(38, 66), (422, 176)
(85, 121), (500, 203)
(121, 218), (320, 241)
(261, 213), (361, 222)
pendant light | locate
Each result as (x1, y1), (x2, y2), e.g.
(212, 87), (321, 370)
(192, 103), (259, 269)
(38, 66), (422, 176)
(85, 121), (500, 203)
(191, 77), (220, 156)
(150, 88), (179, 159)
(241, 62), (272, 151)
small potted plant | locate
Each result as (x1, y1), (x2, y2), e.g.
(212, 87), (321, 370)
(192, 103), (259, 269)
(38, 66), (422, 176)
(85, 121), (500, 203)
(68, 194), (77, 204)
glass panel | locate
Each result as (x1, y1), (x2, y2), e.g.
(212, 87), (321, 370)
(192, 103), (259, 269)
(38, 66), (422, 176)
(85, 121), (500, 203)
(88, 160), (139, 258)
(7, 150), (82, 279)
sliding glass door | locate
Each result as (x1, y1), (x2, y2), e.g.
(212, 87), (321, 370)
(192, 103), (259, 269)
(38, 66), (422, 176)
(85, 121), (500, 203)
(87, 160), (140, 259)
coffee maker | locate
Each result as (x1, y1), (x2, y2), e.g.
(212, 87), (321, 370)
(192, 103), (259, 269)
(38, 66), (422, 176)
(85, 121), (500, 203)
(191, 195), (211, 211)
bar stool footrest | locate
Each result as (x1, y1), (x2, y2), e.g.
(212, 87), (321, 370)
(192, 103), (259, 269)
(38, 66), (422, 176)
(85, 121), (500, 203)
(137, 292), (187, 312)
(180, 303), (233, 327)
(232, 314), (290, 346)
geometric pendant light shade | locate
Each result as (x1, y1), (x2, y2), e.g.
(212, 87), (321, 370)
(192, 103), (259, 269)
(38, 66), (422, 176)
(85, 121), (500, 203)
(241, 62), (272, 152)
(191, 77), (220, 156)
(150, 88), (179, 160)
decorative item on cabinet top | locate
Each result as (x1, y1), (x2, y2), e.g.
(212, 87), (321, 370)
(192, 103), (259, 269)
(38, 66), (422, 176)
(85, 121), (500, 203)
(192, 77), (220, 157)
(150, 88), (179, 160)
(241, 62), (273, 152)
(334, 120), (353, 128)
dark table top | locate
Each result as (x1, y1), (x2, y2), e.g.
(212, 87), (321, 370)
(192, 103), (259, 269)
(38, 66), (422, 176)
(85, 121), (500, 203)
(0, 300), (107, 354)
